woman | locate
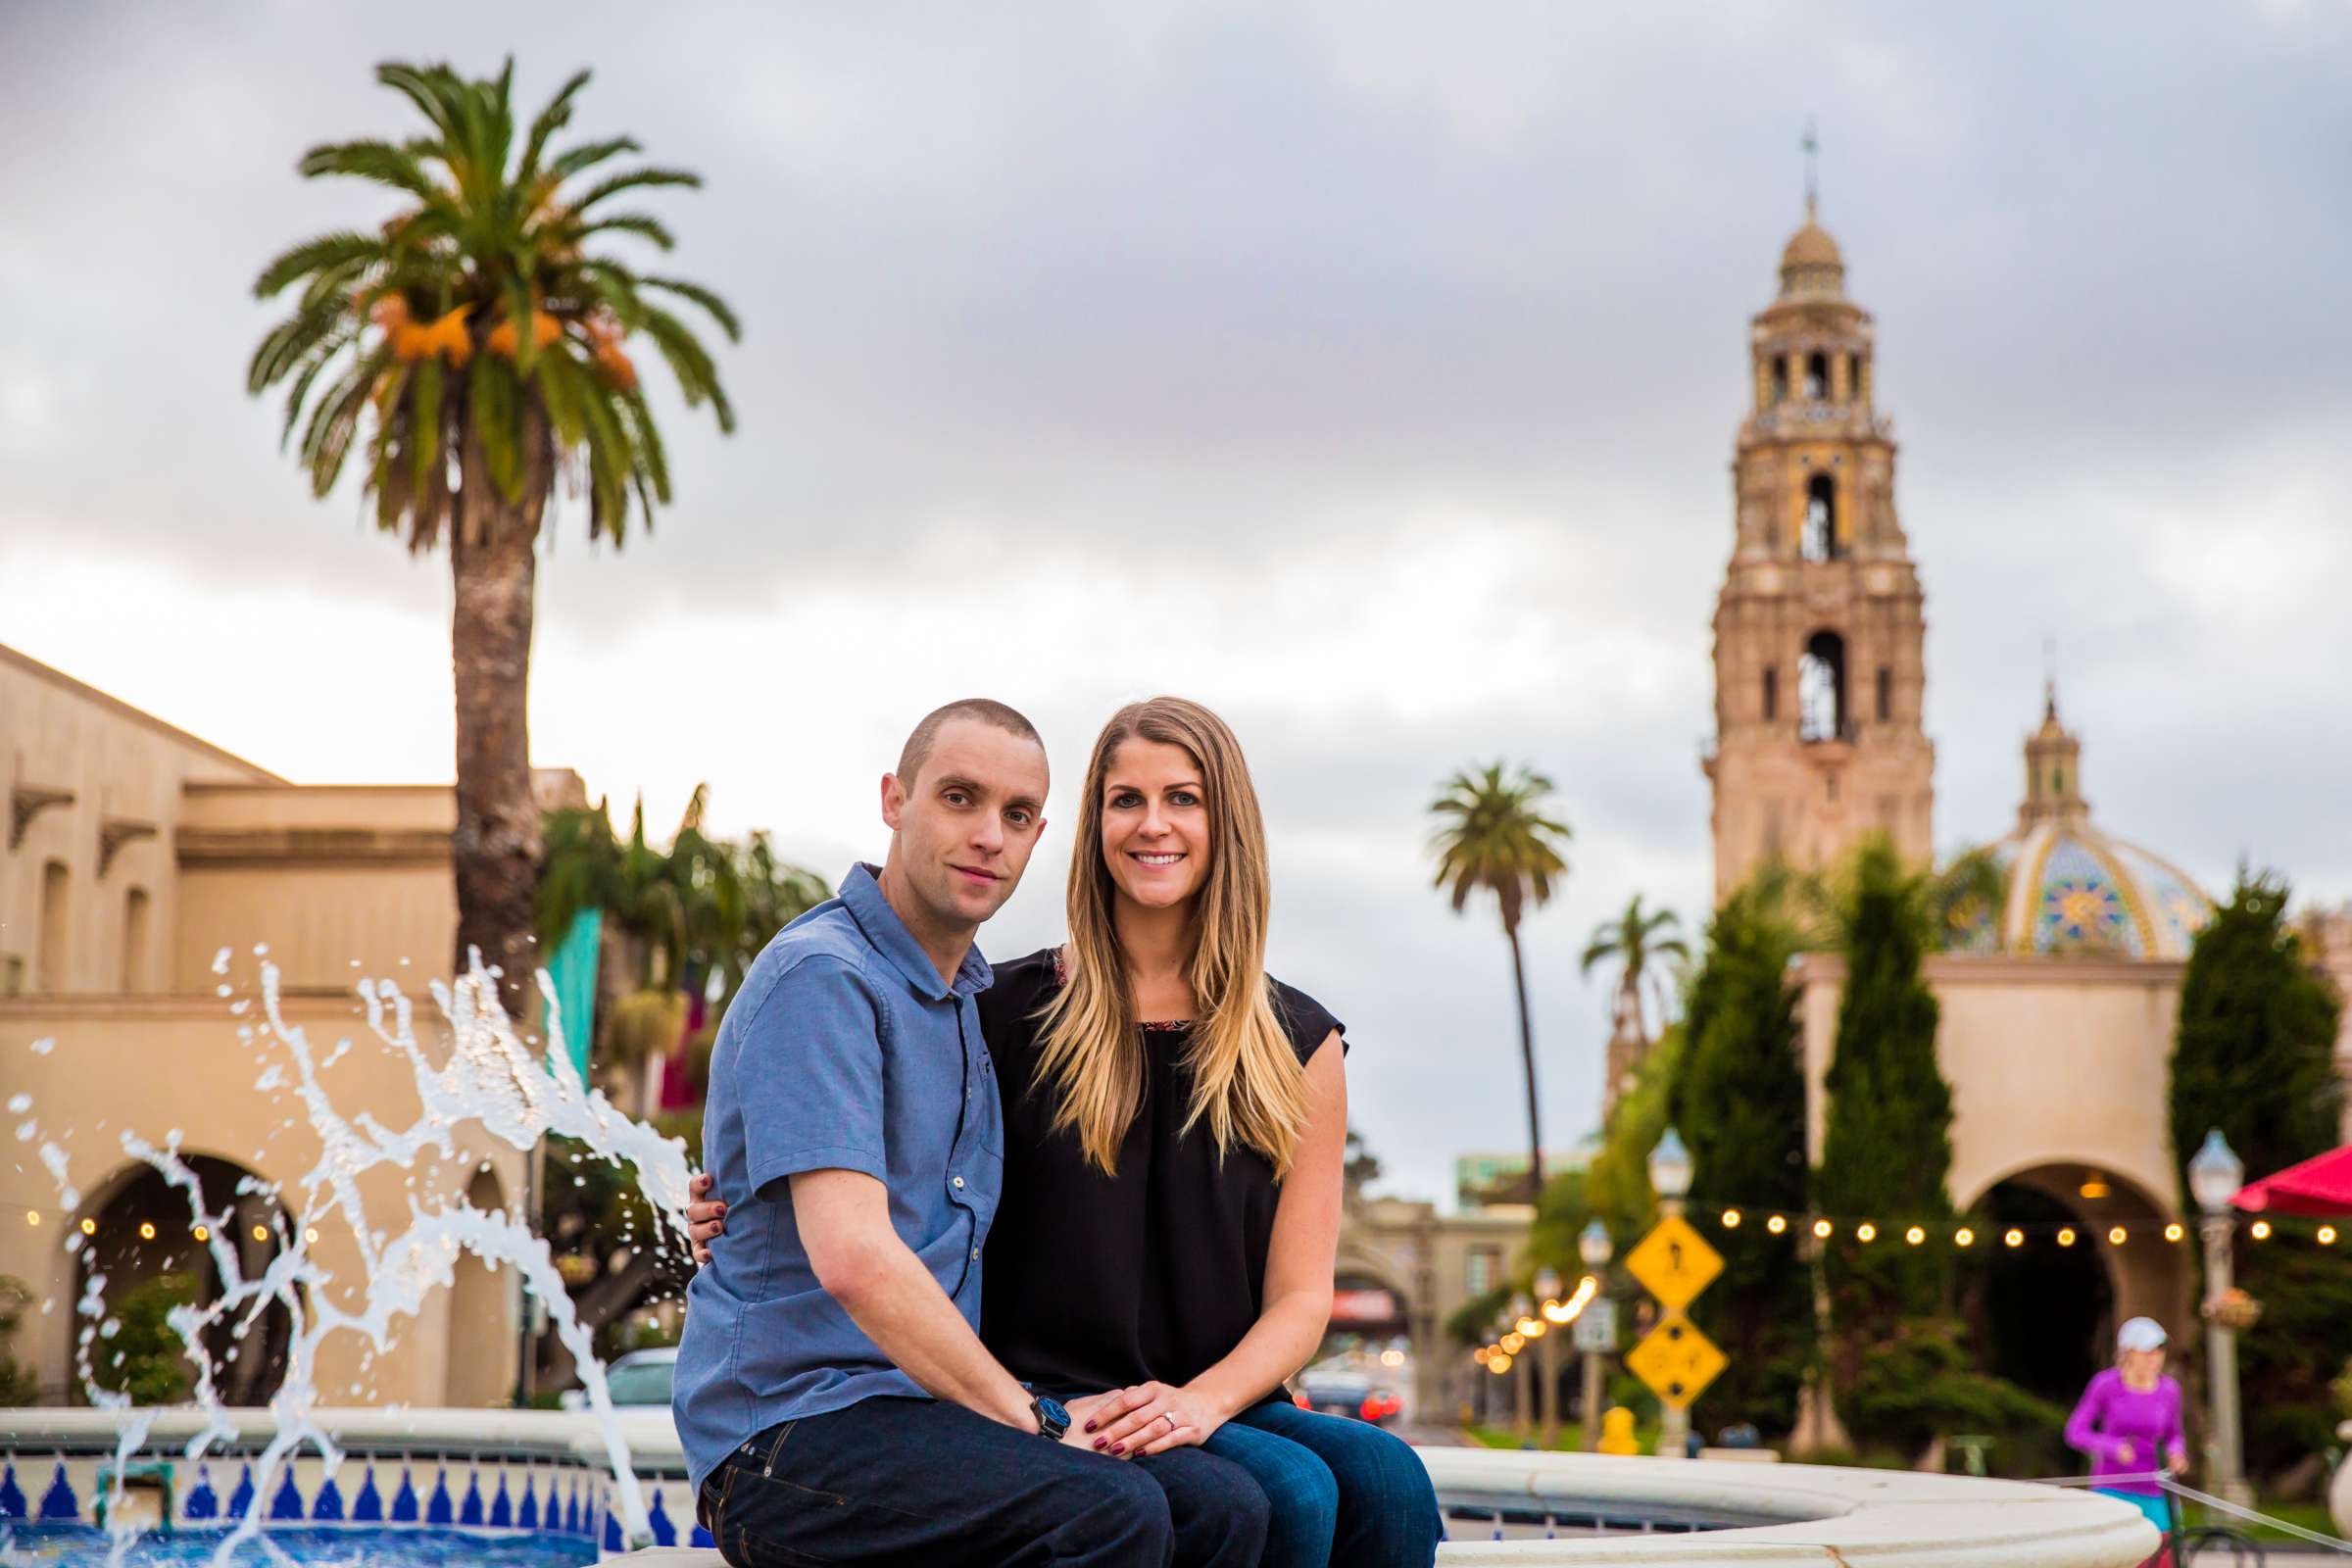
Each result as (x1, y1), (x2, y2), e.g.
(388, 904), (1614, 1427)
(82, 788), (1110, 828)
(2065, 1316), (2187, 1537)
(692, 697), (1440, 1568)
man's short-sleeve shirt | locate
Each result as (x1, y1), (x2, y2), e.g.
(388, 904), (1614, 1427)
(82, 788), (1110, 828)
(672, 863), (1003, 1494)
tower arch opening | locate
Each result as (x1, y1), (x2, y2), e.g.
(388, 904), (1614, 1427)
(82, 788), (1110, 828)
(1771, 357), (1789, 405)
(1801, 474), (1841, 562)
(1804, 351), (1830, 401)
(1798, 632), (1848, 742)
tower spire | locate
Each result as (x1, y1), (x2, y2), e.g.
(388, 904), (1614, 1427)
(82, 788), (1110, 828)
(1801, 118), (1820, 218)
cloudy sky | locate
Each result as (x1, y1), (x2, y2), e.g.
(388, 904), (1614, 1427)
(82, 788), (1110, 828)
(5, 2), (2348, 1210)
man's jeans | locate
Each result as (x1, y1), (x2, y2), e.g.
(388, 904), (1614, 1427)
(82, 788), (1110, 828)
(699, 1396), (1269, 1567)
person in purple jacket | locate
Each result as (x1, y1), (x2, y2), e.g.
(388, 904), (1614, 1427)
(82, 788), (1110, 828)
(2066, 1316), (2189, 1532)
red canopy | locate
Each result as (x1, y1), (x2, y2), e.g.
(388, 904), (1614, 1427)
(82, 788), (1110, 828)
(2232, 1144), (2352, 1217)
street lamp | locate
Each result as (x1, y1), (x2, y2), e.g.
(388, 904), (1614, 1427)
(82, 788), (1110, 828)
(1578, 1221), (1613, 1452)
(1534, 1268), (1565, 1446)
(1510, 1294), (1536, 1441)
(1649, 1127), (1693, 1215)
(2188, 1128), (2249, 1506)
(1648, 1127), (1695, 1458)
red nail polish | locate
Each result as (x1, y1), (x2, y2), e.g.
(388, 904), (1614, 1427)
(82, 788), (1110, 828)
(1110, 1444), (1124, 1455)
(1084, 1421), (1096, 1433)
(1093, 1439), (1104, 1449)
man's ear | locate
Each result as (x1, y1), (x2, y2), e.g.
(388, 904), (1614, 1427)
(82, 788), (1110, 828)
(880, 771), (906, 831)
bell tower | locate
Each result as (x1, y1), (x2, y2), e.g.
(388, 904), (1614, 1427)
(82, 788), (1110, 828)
(1703, 201), (1936, 902)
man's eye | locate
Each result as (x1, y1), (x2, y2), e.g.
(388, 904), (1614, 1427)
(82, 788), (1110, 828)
(944, 791), (969, 807)
(1007, 809), (1033, 827)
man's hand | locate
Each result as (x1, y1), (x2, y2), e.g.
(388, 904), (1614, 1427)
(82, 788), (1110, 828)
(1085, 1380), (1234, 1456)
(686, 1170), (725, 1265)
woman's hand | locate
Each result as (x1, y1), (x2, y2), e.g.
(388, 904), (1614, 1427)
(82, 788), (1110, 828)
(2112, 1440), (2136, 1466)
(1062, 1390), (1147, 1458)
(685, 1171), (726, 1265)
(2166, 1443), (2189, 1476)
(1085, 1381), (1233, 1456)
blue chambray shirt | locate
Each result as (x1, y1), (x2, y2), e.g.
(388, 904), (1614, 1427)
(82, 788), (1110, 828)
(672, 863), (1003, 1494)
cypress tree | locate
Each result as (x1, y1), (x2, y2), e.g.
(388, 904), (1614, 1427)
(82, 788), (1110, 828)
(2168, 869), (2347, 1475)
(1816, 837), (1955, 1382)
(1677, 879), (1813, 1435)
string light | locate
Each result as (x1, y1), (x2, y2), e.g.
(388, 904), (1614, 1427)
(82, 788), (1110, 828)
(2108, 1226), (2128, 1246)
(1855, 1222), (1878, 1244)
(1473, 1346), (1493, 1366)
(1489, 1353), (1513, 1375)
(193, 1225), (210, 1243)
(2004, 1229), (2025, 1249)
(2250, 1220), (2272, 1242)
(1722, 1209), (1741, 1228)
(2164, 1222), (2184, 1243)
(304, 1227), (319, 1246)
(24, 1211), (38, 1227)
(1766, 1215), (1788, 1235)
(1812, 1219), (1834, 1240)
(253, 1224), (270, 1243)
(79, 1218), (96, 1236)
(137, 1222), (156, 1241)
(1500, 1332), (1526, 1355)
(1904, 1225), (1926, 1246)
(1954, 1227), (1975, 1248)
(2320, 1227), (2338, 1247)
(2056, 1227), (2077, 1248)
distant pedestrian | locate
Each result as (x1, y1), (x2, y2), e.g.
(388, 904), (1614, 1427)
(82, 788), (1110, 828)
(2065, 1316), (2187, 1537)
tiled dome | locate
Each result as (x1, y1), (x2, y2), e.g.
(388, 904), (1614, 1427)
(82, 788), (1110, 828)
(1946, 687), (2213, 959)
(1778, 204), (1847, 297)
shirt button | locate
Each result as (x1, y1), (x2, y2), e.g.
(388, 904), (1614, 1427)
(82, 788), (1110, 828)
(952, 1175), (965, 1189)
(971, 1247), (981, 1260)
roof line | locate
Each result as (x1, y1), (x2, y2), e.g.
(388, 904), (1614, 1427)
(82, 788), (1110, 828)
(0, 641), (288, 784)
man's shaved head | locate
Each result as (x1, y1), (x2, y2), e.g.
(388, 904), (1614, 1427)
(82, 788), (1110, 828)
(897, 698), (1045, 788)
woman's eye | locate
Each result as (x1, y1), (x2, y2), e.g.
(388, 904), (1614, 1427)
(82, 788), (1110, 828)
(1110, 792), (1141, 808)
(1171, 791), (1200, 807)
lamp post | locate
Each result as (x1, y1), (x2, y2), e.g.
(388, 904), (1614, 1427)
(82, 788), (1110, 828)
(1579, 1220), (1613, 1452)
(2188, 1128), (2250, 1507)
(1509, 1293), (1536, 1441)
(1649, 1126), (1694, 1458)
(1534, 1267), (1564, 1447)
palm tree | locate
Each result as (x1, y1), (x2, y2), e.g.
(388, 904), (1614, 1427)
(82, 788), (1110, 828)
(1581, 892), (1689, 1050)
(1430, 762), (1574, 1199)
(250, 59), (738, 1012)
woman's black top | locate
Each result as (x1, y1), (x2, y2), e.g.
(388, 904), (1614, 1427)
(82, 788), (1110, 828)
(976, 947), (1344, 1396)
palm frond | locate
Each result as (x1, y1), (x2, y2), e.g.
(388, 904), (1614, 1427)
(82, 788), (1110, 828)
(518, 69), (593, 185)
(298, 138), (443, 205)
(637, 274), (741, 342)
(573, 168), (701, 215)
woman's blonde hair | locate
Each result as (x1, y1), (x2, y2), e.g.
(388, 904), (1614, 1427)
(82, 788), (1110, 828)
(1033, 697), (1311, 1178)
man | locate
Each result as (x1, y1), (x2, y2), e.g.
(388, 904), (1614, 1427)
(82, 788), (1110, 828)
(674, 699), (1268, 1567)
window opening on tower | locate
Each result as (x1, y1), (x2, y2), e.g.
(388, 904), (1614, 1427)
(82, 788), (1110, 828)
(1801, 474), (1841, 562)
(1804, 352), (1830, 401)
(1763, 665), (1780, 722)
(1847, 352), (1863, 403)
(1771, 357), (1789, 405)
(1876, 665), (1892, 723)
(1799, 631), (1848, 743)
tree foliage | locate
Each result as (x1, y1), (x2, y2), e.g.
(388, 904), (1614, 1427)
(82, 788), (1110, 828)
(1672, 878), (1814, 1436)
(89, 1273), (202, 1406)
(2167, 868), (2348, 1476)
(249, 58), (737, 549)
(1429, 761), (1573, 1196)
(1581, 893), (1689, 1037)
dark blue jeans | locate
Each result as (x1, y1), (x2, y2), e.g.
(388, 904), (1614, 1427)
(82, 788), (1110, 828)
(699, 1396), (1268, 1567)
(1200, 1400), (1441, 1568)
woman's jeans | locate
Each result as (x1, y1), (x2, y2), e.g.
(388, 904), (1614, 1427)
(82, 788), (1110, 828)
(1202, 1399), (1442, 1568)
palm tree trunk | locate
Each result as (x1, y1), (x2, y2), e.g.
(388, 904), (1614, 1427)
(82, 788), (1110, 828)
(449, 495), (543, 1020)
(1507, 921), (1544, 1200)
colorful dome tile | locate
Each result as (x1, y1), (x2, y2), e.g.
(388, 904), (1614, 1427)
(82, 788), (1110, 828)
(1974, 819), (2212, 959)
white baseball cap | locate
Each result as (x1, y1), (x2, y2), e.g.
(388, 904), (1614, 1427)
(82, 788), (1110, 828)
(2116, 1316), (2168, 1352)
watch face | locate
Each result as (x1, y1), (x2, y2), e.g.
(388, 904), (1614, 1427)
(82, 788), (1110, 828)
(1039, 1396), (1069, 1426)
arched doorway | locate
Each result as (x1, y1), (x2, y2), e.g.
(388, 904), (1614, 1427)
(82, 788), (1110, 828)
(1318, 1260), (1418, 1422)
(73, 1155), (294, 1406)
(1960, 1163), (2182, 1405)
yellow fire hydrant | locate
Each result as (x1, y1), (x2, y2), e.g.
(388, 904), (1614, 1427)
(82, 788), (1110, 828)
(1596, 1406), (1640, 1455)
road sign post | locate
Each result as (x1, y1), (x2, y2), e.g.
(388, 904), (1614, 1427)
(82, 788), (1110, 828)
(1625, 1212), (1727, 1455)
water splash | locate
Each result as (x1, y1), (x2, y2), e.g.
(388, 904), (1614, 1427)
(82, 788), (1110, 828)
(25, 953), (696, 1564)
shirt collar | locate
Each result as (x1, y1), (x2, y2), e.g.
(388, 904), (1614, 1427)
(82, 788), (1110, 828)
(839, 862), (993, 1002)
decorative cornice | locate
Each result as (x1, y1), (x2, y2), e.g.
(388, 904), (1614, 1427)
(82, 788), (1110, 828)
(98, 817), (158, 877)
(174, 826), (452, 869)
(9, 783), (74, 850)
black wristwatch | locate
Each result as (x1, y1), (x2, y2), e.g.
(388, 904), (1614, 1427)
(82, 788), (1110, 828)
(1030, 1394), (1070, 1442)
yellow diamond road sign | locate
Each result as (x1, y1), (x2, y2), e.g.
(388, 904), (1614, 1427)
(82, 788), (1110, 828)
(1624, 1213), (1723, 1311)
(1626, 1312), (1727, 1411)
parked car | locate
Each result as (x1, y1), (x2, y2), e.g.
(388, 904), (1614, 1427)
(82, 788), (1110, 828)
(561, 1347), (677, 1411)
(1296, 1370), (1402, 1426)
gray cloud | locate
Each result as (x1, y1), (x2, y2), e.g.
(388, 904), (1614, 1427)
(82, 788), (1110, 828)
(5, 0), (2348, 1205)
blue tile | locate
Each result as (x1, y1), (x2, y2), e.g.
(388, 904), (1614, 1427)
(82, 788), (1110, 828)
(0, 1461), (27, 1520)
(489, 1469), (513, 1529)
(459, 1468), (484, 1527)
(352, 1464), (383, 1523)
(229, 1464), (256, 1518)
(312, 1473), (345, 1521)
(648, 1487), (674, 1547)
(517, 1470), (541, 1532)
(426, 1466), (454, 1527)
(391, 1465), (419, 1524)
(39, 1460), (79, 1521)
(603, 1508), (623, 1553)
(691, 1524), (715, 1548)
(183, 1465), (219, 1522)
(563, 1480), (582, 1537)
(268, 1467), (305, 1521)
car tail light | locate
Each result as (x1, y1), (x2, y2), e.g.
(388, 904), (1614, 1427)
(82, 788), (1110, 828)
(1293, 1392), (1311, 1409)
